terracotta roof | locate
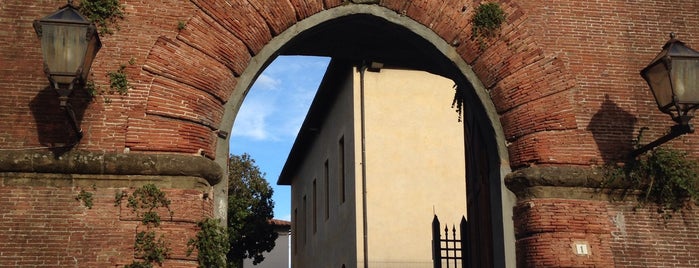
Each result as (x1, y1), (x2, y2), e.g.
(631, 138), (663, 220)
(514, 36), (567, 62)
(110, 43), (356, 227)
(269, 219), (291, 227)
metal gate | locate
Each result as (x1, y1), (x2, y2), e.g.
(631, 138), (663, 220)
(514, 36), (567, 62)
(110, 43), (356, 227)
(431, 215), (468, 268)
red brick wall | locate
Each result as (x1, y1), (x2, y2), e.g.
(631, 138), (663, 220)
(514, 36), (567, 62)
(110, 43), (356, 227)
(514, 199), (616, 267)
(0, 180), (212, 267)
(1, 0), (202, 154)
(514, 197), (699, 267)
(2, 0), (699, 267)
(519, 0), (699, 167)
(608, 201), (699, 267)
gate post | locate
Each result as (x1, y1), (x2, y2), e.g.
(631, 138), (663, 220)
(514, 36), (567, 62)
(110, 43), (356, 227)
(432, 215), (442, 268)
(460, 216), (469, 268)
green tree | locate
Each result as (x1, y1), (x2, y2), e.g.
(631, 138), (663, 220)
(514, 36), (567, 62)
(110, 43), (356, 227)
(227, 153), (278, 267)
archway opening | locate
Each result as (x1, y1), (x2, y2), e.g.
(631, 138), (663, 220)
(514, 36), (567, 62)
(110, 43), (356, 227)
(220, 6), (514, 268)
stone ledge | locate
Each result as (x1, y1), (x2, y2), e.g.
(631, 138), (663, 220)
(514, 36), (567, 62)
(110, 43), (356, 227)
(0, 150), (222, 185)
(505, 165), (608, 200)
(0, 172), (212, 191)
(511, 186), (641, 201)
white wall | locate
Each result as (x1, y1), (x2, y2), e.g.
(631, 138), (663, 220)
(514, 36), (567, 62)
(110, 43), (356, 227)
(360, 68), (467, 267)
(243, 228), (290, 268)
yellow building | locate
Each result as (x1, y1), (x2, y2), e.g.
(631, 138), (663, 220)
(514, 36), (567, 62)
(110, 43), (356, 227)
(279, 59), (466, 268)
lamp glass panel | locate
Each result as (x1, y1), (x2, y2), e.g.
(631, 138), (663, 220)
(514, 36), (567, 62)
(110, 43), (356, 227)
(80, 31), (100, 82)
(643, 61), (673, 110)
(40, 23), (88, 84)
(670, 58), (699, 103)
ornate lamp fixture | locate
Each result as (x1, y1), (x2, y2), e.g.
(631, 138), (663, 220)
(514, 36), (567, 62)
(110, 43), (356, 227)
(632, 33), (699, 157)
(33, 0), (101, 139)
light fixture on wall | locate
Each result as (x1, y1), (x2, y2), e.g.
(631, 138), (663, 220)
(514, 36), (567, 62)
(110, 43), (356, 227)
(632, 33), (699, 157)
(33, 0), (101, 139)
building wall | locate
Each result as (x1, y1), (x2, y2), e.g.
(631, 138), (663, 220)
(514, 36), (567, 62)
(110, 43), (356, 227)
(289, 62), (358, 268)
(360, 68), (466, 267)
(607, 202), (699, 267)
(244, 224), (291, 268)
(1, 2), (224, 266)
(0, 173), (213, 267)
(511, 196), (699, 267)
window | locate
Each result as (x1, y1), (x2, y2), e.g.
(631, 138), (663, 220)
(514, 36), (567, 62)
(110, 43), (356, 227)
(324, 159), (329, 220)
(338, 136), (346, 203)
(312, 179), (317, 234)
(293, 208), (298, 254)
(302, 195), (307, 245)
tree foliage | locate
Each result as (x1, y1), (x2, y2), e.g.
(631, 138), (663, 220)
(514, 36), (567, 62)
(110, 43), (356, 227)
(187, 218), (228, 268)
(227, 153), (277, 267)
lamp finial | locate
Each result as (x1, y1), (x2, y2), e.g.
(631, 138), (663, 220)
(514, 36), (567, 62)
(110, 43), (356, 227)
(670, 32), (676, 40)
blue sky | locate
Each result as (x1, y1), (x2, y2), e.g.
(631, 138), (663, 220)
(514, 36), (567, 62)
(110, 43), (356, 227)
(230, 56), (331, 221)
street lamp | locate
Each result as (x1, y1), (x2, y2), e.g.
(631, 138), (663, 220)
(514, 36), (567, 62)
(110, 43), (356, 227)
(33, 0), (102, 139)
(632, 33), (699, 158)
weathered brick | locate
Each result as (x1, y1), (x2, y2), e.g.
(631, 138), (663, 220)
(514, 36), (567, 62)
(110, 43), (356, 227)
(176, 10), (251, 76)
(248, 0), (298, 35)
(190, 0), (273, 54)
(290, 0), (325, 20)
(145, 76), (225, 129)
(126, 115), (217, 158)
(514, 199), (616, 267)
(323, 0), (343, 9)
(0, 185), (211, 267)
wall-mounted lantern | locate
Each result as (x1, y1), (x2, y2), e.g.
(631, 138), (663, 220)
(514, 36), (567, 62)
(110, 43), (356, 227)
(632, 33), (699, 157)
(33, 0), (101, 139)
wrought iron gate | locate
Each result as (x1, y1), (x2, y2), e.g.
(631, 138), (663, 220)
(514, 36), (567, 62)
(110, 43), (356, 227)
(432, 215), (468, 268)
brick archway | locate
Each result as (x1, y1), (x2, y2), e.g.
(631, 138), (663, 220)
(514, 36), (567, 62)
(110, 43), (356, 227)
(134, 5), (577, 266)
(133, 0), (578, 169)
(211, 4), (527, 266)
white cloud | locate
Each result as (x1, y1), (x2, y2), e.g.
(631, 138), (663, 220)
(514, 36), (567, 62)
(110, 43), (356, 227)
(231, 99), (275, 141)
(236, 56), (330, 141)
(235, 56), (332, 138)
(254, 73), (281, 91)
